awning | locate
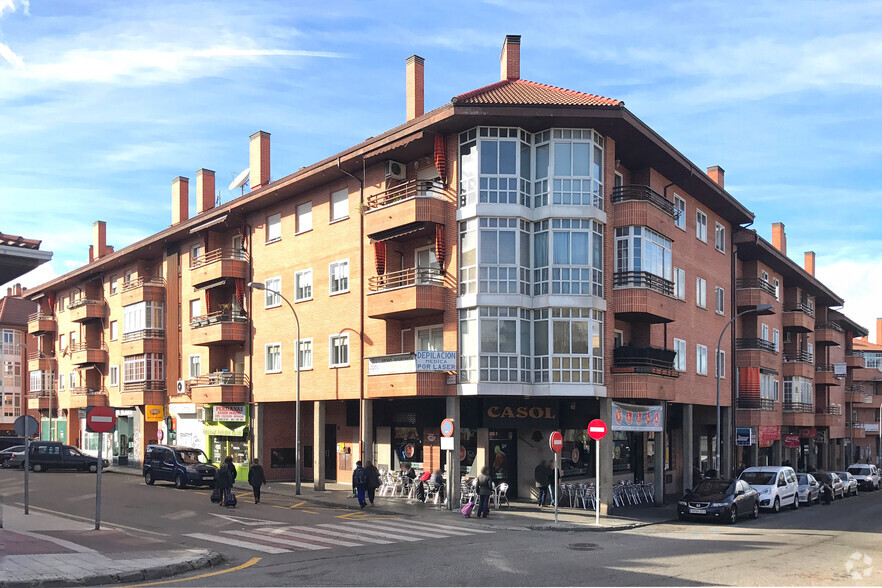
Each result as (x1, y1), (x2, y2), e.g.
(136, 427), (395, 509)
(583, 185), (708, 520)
(193, 278), (229, 292)
(204, 424), (246, 437)
(368, 221), (427, 242)
(188, 214), (229, 234)
(434, 135), (447, 185)
(435, 224), (445, 269)
(759, 367), (779, 375)
(374, 241), (386, 275)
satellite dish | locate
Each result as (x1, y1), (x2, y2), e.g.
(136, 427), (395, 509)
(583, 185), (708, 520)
(229, 168), (250, 191)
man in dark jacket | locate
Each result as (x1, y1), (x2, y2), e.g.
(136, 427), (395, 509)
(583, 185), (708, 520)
(364, 461), (381, 506)
(248, 458), (266, 504)
(215, 461), (233, 506)
(352, 460), (368, 508)
(535, 460), (550, 507)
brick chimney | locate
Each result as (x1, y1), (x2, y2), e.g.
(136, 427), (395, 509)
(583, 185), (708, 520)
(877, 318), (882, 345)
(249, 131), (271, 191)
(707, 165), (724, 188)
(13, 283), (21, 296)
(172, 176), (189, 225)
(406, 55), (425, 122)
(500, 35), (521, 81)
(197, 169), (215, 214)
(771, 222), (786, 255)
(92, 221), (107, 261)
(804, 251), (815, 276)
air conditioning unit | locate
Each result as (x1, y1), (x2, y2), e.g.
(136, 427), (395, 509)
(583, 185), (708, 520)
(196, 407), (207, 422)
(176, 379), (187, 394)
(385, 160), (406, 181)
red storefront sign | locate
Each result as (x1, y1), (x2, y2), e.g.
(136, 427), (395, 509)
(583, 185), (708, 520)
(798, 428), (816, 439)
(758, 426), (780, 448)
(784, 434), (801, 449)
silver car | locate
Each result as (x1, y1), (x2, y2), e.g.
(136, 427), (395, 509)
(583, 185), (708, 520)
(835, 471), (859, 497)
(797, 473), (821, 505)
(0, 445), (25, 468)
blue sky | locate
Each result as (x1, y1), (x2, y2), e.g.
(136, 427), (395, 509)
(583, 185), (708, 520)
(2, 0), (882, 338)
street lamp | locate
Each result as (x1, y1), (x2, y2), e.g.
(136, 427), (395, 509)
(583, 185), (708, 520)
(247, 281), (301, 495)
(716, 303), (774, 475)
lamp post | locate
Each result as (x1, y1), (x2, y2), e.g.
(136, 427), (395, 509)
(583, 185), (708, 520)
(716, 303), (774, 475)
(247, 281), (301, 495)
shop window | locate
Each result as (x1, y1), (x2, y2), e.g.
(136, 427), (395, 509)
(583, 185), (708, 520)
(394, 427), (423, 464)
(271, 447), (295, 469)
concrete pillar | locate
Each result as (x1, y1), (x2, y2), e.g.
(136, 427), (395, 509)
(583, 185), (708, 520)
(599, 397), (614, 514)
(254, 403), (263, 462)
(654, 401), (666, 505)
(682, 404), (694, 493)
(771, 440), (782, 465)
(476, 428), (489, 473)
(313, 401), (325, 491)
(750, 437), (759, 467)
(721, 406), (732, 478)
(361, 398), (373, 464)
(376, 427), (391, 471)
(446, 396), (461, 509)
(808, 438), (816, 470)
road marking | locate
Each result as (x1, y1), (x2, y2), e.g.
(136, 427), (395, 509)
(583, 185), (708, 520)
(123, 556), (261, 587)
(161, 510), (198, 519)
(316, 523), (403, 543)
(288, 500), (307, 509)
(371, 519), (473, 536)
(184, 532), (288, 554)
(11, 529), (98, 553)
(258, 527), (363, 547)
(406, 520), (496, 534)
(207, 512), (286, 526)
(284, 525), (394, 545)
(322, 521), (423, 541)
(13, 503), (168, 537)
(232, 530), (329, 551)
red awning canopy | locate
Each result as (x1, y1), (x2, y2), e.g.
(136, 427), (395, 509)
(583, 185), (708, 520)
(434, 135), (447, 185)
(374, 241), (386, 275)
(434, 224), (445, 269)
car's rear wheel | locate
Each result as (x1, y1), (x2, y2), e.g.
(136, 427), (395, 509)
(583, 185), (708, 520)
(174, 474), (186, 489)
(772, 497), (780, 513)
(803, 494), (811, 507)
(790, 495), (799, 510)
(88, 463), (98, 473)
(751, 501), (759, 519)
(144, 471), (154, 485)
(728, 507), (738, 524)
(32, 463), (44, 473)
(1, 460), (8, 469)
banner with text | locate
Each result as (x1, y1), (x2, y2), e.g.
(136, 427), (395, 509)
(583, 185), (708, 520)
(611, 402), (664, 432)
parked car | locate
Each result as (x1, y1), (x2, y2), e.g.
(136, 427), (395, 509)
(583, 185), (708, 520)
(678, 478), (759, 523)
(143, 445), (217, 489)
(738, 466), (799, 512)
(814, 472), (846, 500)
(0, 445), (25, 468)
(8, 441), (109, 472)
(0, 436), (25, 451)
(847, 464), (879, 491)
(834, 471), (859, 497)
(796, 473), (821, 505)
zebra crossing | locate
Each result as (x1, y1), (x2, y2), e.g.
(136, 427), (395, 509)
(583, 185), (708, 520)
(184, 518), (495, 554)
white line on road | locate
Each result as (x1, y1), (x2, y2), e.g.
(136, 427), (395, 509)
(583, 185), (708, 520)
(185, 532), (289, 554)
(230, 530), (329, 551)
(370, 519), (473, 536)
(317, 523), (410, 543)
(402, 520), (496, 534)
(258, 527), (363, 547)
(328, 521), (424, 541)
(161, 510), (198, 519)
(283, 525), (394, 545)
(13, 503), (169, 537)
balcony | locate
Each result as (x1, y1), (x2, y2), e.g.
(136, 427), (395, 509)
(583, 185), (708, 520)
(735, 278), (778, 311)
(783, 351), (814, 379)
(782, 401), (815, 426)
(852, 366), (882, 382)
(611, 185), (677, 218)
(782, 304), (814, 332)
(27, 391), (56, 410)
(27, 312), (56, 334)
(814, 365), (841, 387)
(190, 312), (248, 346)
(69, 298), (107, 323)
(736, 338), (777, 353)
(366, 369), (451, 398)
(367, 268), (449, 320)
(846, 422), (866, 438)
(364, 180), (450, 237)
(846, 353), (865, 369)
(815, 322), (844, 346)
(69, 387), (109, 408)
(815, 404), (843, 427)
(70, 341), (108, 366)
(736, 397), (776, 410)
(121, 328), (165, 355)
(189, 372), (249, 404)
(612, 271), (675, 323)
(120, 380), (167, 406)
(189, 248), (249, 289)
(121, 277), (166, 306)
(27, 351), (55, 372)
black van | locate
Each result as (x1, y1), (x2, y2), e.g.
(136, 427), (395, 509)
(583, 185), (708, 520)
(0, 437), (25, 451)
(13, 441), (109, 472)
(143, 445), (217, 489)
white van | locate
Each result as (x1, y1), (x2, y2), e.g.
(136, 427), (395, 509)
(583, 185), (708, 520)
(847, 464), (880, 491)
(738, 466), (799, 512)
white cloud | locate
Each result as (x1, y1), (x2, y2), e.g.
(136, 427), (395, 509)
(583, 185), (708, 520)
(0, 41), (22, 68)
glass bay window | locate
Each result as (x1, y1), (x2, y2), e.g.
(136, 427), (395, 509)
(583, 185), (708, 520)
(614, 226), (673, 294)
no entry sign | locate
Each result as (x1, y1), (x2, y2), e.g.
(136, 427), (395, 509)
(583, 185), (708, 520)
(588, 419), (607, 441)
(549, 431), (563, 453)
(86, 406), (117, 434)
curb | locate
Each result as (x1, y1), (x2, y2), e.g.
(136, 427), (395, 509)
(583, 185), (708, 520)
(527, 519), (673, 532)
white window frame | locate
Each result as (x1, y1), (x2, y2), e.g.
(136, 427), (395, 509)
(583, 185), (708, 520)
(109, 365), (119, 388)
(772, 277), (780, 300)
(330, 188), (349, 222)
(296, 201), (313, 234)
(110, 276), (118, 296)
(329, 333), (350, 368)
(696, 209), (708, 242)
(329, 260), (350, 295)
(297, 338), (313, 370)
(110, 320), (118, 341)
(772, 329), (780, 351)
(715, 286), (725, 315)
(761, 323), (770, 341)
(191, 244), (202, 265)
(69, 372), (76, 390)
(416, 325), (445, 351)
(674, 194), (686, 231)
(696, 277), (707, 308)
(188, 354), (202, 379)
(716, 349), (725, 379)
(190, 299), (201, 321)
(673, 267), (686, 300)
(674, 338), (686, 372)
(266, 213), (282, 243)
(294, 269), (313, 302)
(265, 343), (282, 374)
(58, 372), (65, 391)
(696, 344), (708, 375)
(264, 277), (281, 308)
(715, 222), (726, 253)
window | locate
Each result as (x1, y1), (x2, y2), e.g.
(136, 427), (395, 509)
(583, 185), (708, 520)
(784, 376), (813, 406)
(59, 333), (66, 352)
(674, 195), (686, 230)
(534, 307), (604, 385)
(761, 270), (769, 282)
(330, 334), (349, 368)
(296, 202), (312, 234)
(69, 331), (77, 346)
(696, 344), (708, 375)
(59, 295), (66, 311)
(29, 370), (53, 392)
(69, 372), (76, 390)
(110, 276), (118, 295)
(548, 219), (603, 296)
(58, 372), (65, 391)
(760, 372), (777, 402)
(696, 278), (707, 308)
(297, 339), (313, 370)
(674, 267), (686, 300)
(716, 349), (725, 378)
(674, 338), (686, 372)
(124, 270), (133, 285)
(123, 353), (164, 383)
(191, 245), (202, 265)
(479, 217), (521, 295)
(330, 188), (349, 222)
(772, 278), (780, 300)
(774, 379), (780, 402)
(110, 321), (118, 341)
(294, 269), (313, 302)
(265, 343), (282, 373)
(715, 286), (725, 314)
(109, 365), (119, 387)
(329, 260), (349, 295)
(188, 354), (201, 379)
(773, 329), (780, 351)
(808, 343), (814, 361)
(715, 223), (725, 253)
(190, 299), (201, 320)
(761, 323), (769, 341)
(615, 226), (672, 282)
(696, 209), (707, 242)
(123, 301), (164, 334)
(416, 326), (444, 351)
(264, 277), (281, 308)
(266, 213), (281, 242)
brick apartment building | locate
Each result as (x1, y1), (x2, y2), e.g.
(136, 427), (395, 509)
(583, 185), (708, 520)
(848, 324), (882, 464)
(22, 36), (873, 505)
(0, 285), (37, 435)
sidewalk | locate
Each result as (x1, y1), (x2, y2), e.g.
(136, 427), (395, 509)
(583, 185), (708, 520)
(109, 467), (677, 532)
(0, 502), (221, 588)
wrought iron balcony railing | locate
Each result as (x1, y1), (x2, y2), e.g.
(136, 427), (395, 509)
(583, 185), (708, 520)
(735, 278), (777, 297)
(121, 277), (167, 292)
(612, 345), (678, 377)
(784, 303), (814, 318)
(817, 405), (843, 415)
(737, 397), (776, 410)
(364, 179), (445, 210)
(189, 372), (249, 387)
(735, 338), (777, 353)
(189, 247), (250, 270)
(610, 185), (678, 219)
(816, 321), (843, 333)
(613, 271), (674, 297)
(369, 267), (444, 292)
(783, 350), (813, 363)
(190, 310), (248, 328)
(783, 401), (814, 413)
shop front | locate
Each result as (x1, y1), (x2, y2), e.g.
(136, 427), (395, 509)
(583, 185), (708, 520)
(112, 409), (136, 467)
(204, 404), (249, 480)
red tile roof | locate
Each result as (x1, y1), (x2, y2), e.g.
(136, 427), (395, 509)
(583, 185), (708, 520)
(854, 338), (882, 352)
(0, 232), (42, 250)
(0, 296), (36, 327)
(453, 79), (622, 108)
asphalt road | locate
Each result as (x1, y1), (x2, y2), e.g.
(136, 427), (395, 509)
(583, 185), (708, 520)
(1, 468), (880, 586)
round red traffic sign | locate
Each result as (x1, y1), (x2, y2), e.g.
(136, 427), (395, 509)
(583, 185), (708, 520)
(587, 419), (607, 441)
(86, 406), (117, 433)
(549, 431), (564, 453)
(440, 418), (455, 437)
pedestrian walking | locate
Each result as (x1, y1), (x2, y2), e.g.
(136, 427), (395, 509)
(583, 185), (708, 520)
(535, 459), (549, 507)
(248, 458), (266, 504)
(365, 461), (381, 506)
(215, 459), (234, 507)
(475, 466), (493, 519)
(352, 460), (368, 508)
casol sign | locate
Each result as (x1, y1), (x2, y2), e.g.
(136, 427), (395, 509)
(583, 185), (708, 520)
(145, 405), (165, 422)
(483, 399), (559, 427)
